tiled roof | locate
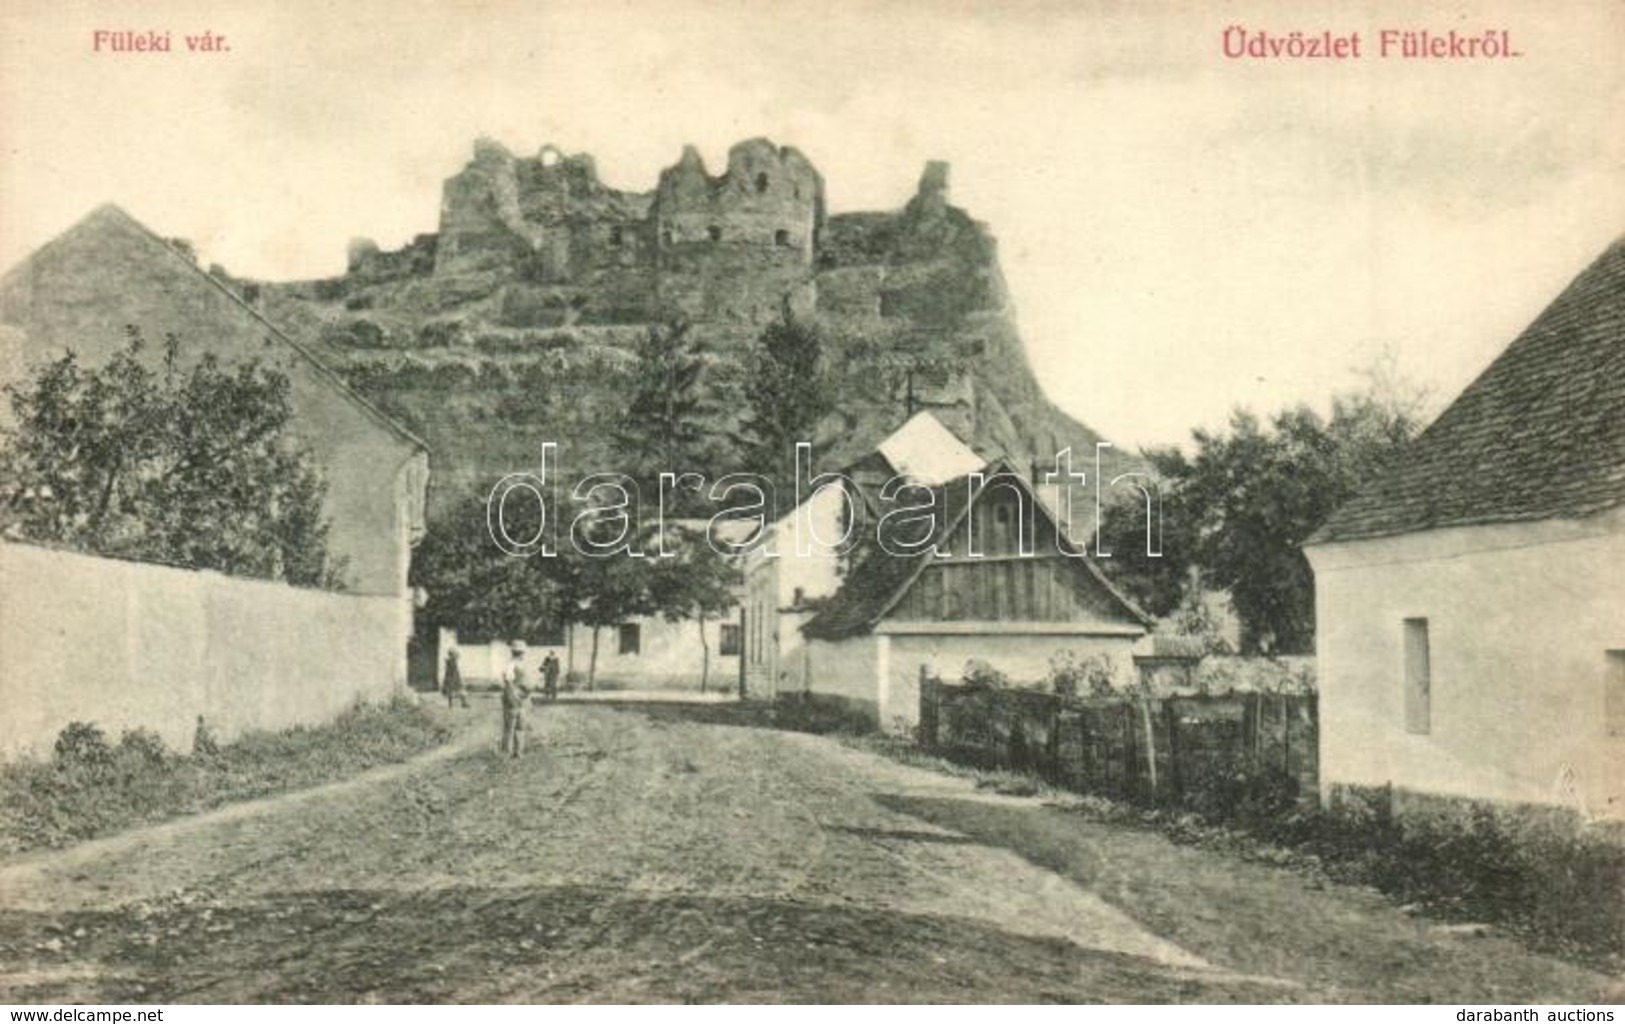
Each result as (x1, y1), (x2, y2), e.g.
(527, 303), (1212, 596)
(1313, 236), (1625, 544)
(802, 460), (1152, 640)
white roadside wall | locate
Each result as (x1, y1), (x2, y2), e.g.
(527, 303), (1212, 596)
(0, 541), (408, 760)
(441, 616), (741, 692)
(1307, 509), (1625, 819)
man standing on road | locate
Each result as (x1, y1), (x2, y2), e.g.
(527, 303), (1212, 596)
(542, 651), (561, 701)
(500, 640), (532, 758)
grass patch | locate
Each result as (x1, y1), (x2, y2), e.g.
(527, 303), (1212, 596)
(856, 733), (1625, 971)
(766, 693), (882, 737)
(0, 697), (451, 857)
(841, 733), (1066, 798)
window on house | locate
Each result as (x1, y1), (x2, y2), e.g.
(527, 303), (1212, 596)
(1404, 618), (1430, 735)
(1607, 651), (1625, 738)
(707, 225), (723, 242)
(618, 623), (641, 656)
(755, 172), (769, 194)
(720, 623), (742, 657)
(609, 226), (624, 247)
(775, 228), (791, 247)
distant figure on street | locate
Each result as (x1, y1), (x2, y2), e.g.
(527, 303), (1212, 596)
(441, 648), (469, 709)
(542, 651), (561, 700)
(500, 640), (531, 757)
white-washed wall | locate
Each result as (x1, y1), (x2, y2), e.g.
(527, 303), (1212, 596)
(803, 635), (881, 719)
(441, 615), (740, 692)
(1309, 509), (1625, 819)
(0, 541), (408, 760)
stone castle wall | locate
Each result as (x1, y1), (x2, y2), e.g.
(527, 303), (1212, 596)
(350, 137), (861, 326)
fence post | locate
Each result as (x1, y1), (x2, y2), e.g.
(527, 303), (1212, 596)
(1163, 699), (1182, 804)
(1280, 692), (1290, 779)
(1139, 696), (1158, 800)
(918, 671), (937, 750)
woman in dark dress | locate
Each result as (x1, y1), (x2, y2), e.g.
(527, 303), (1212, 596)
(441, 649), (468, 708)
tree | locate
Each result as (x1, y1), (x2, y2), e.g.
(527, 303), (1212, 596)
(612, 320), (729, 502)
(0, 328), (338, 587)
(735, 305), (835, 494)
(647, 524), (741, 693)
(1094, 445), (1200, 618)
(1099, 374), (1426, 654)
(551, 524), (659, 691)
(409, 490), (565, 642)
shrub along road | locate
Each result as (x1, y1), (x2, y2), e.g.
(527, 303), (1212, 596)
(0, 703), (1615, 1003)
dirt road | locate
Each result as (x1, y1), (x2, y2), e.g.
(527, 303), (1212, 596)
(0, 702), (1614, 1003)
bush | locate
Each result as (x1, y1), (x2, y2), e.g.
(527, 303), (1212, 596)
(53, 721), (113, 775)
(117, 728), (169, 768)
(961, 659), (1008, 690)
(1181, 761), (1299, 829)
(1048, 650), (1119, 697)
(1296, 785), (1625, 960)
(771, 693), (876, 736)
(193, 716), (220, 757)
(0, 701), (450, 856)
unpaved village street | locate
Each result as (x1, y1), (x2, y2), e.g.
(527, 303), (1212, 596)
(0, 702), (1616, 1003)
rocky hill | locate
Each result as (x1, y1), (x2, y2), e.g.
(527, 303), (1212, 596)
(239, 137), (1130, 515)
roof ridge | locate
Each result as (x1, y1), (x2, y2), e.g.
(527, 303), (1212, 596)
(76, 204), (430, 454)
(1312, 233), (1625, 545)
(808, 457), (1154, 638)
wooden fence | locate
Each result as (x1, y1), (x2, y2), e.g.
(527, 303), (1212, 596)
(918, 679), (1318, 808)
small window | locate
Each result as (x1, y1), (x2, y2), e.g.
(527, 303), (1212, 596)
(775, 229), (791, 247)
(1607, 651), (1625, 738)
(994, 503), (1016, 547)
(618, 623), (641, 656)
(720, 623), (742, 657)
(1404, 618), (1430, 735)
(707, 225), (723, 242)
(609, 226), (624, 247)
(755, 172), (769, 194)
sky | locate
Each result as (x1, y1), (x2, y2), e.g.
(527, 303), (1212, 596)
(1, 0), (1621, 452)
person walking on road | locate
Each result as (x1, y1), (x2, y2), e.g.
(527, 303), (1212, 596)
(441, 648), (469, 709)
(500, 640), (532, 758)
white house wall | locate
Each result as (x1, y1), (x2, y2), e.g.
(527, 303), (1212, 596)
(1308, 509), (1625, 819)
(444, 616), (740, 692)
(804, 635), (882, 720)
(583, 615), (740, 691)
(742, 484), (849, 697)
